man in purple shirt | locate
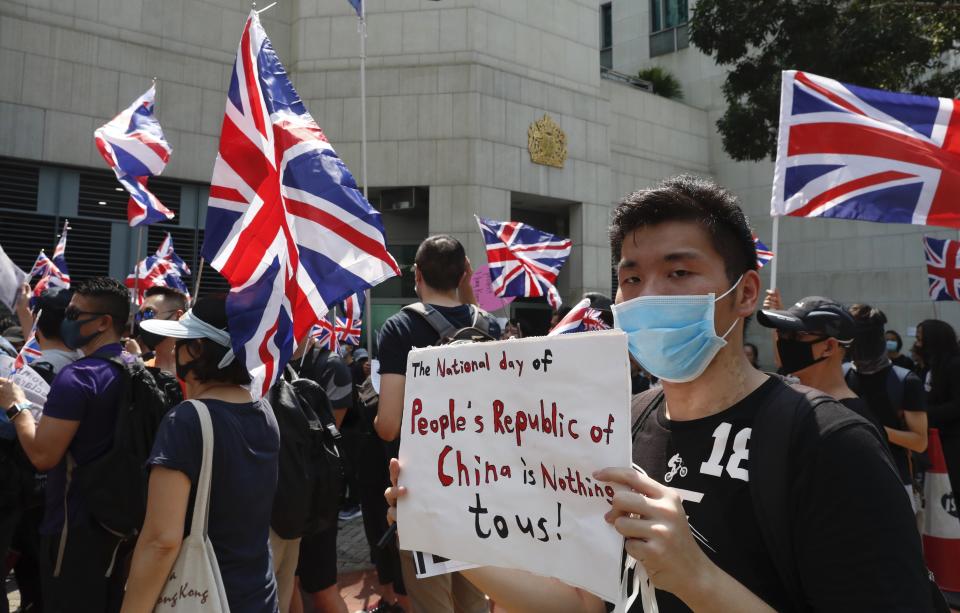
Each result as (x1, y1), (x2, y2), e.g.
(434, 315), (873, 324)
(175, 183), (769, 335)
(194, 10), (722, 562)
(0, 277), (134, 613)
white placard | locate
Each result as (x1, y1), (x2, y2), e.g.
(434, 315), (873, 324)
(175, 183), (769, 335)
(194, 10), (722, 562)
(10, 365), (49, 418)
(0, 355), (13, 376)
(370, 359), (381, 394)
(397, 331), (632, 602)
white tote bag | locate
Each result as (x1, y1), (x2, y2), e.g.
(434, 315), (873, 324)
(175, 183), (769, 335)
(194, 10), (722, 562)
(154, 400), (231, 612)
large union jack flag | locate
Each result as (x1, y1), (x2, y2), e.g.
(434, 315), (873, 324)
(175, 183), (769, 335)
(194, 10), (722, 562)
(125, 233), (192, 303)
(547, 298), (610, 336)
(771, 70), (960, 228)
(476, 216), (572, 309)
(753, 234), (775, 269)
(923, 236), (960, 302)
(203, 10), (400, 396)
(335, 292), (364, 345)
(94, 85), (174, 227)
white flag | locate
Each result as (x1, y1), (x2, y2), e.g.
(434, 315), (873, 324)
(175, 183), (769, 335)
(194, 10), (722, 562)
(0, 243), (26, 311)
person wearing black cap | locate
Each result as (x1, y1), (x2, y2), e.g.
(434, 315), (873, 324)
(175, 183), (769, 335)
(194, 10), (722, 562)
(121, 296), (281, 612)
(23, 286), (79, 380)
(757, 295), (881, 431)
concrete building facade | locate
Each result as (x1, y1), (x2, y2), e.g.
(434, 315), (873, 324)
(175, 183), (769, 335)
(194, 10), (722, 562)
(0, 0), (946, 345)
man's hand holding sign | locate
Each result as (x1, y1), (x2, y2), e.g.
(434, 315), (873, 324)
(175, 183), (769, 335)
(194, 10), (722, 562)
(395, 331), (631, 602)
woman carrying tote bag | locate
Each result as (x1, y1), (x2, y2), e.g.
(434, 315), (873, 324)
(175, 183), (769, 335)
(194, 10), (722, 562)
(121, 297), (281, 613)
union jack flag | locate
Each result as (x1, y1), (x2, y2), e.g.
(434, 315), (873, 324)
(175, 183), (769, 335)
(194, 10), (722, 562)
(202, 11), (400, 396)
(753, 234), (775, 269)
(771, 70), (960, 228)
(13, 310), (42, 371)
(125, 233), (191, 303)
(95, 85), (174, 227)
(335, 292), (364, 345)
(30, 221), (70, 301)
(923, 236), (960, 302)
(347, 0), (361, 16)
(547, 298), (610, 336)
(476, 216), (572, 309)
(311, 319), (339, 352)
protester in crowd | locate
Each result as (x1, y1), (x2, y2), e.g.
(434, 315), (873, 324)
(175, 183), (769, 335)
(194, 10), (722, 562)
(351, 348), (409, 613)
(1, 285), (77, 613)
(289, 336), (354, 613)
(846, 304), (928, 511)
(549, 306), (572, 330)
(501, 319), (523, 339)
(0, 277), (135, 612)
(742, 341), (760, 369)
(758, 295), (882, 430)
(121, 295), (280, 612)
(376, 235), (497, 613)
(387, 175), (934, 611)
(886, 329), (917, 372)
(134, 286), (188, 404)
(916, 319), (960, 515)
(2, 326), (23, 352)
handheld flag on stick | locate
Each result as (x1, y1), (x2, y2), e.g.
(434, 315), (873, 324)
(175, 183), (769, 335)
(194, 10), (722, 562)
(95, 85), (174, 227)
(336, 293), (364, 345)
(30, 221), (71, 303)
(923, 236), (960, 302)
(202, 10), (400, 396)
(547, 298), (610, 336)
(125, 233), (192, 303)
(311, 320), (339, 352)
(13, 310), (42, 372)
(476, 216), (572, 309)
(753, 234), (775, 269)
(771, 70), (960, 229)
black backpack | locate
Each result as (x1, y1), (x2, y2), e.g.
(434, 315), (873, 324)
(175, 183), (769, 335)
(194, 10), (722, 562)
(68, 353), (174, 540)
(267, 364), (344, 539)
(401, 302), (496, 345)
(631, 379), (949, 612)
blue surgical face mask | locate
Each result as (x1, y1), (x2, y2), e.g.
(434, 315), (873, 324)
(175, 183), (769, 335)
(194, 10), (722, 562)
(886, 340), (898, 353)
(612, 276), (743, 383)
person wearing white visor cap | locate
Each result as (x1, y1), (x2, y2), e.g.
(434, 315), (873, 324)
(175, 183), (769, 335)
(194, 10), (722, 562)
(121, 296), (281, 613)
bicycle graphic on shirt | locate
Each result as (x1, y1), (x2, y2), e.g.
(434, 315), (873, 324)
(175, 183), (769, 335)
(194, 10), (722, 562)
(664, 453), (688, 483)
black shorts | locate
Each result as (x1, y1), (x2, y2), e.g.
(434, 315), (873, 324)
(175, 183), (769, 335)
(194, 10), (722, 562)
(296, 522), (338, 593)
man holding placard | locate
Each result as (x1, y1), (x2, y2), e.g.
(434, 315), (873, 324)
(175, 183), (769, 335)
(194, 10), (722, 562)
(388, 176), (934, 612)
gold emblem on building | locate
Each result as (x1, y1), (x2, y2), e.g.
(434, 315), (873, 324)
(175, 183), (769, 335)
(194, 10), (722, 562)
(527, 114), (567, 168)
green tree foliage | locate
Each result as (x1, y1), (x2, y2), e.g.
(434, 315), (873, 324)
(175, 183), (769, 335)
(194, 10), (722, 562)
(689, 0), (960, 161)
(637, 66), (684, 100)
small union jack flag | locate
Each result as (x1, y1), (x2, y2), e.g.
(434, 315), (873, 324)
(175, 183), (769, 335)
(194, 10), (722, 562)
(753, 234), (775, 269)
(30, 221), (70, 302)
(771, 70), (960, 228)
(923, 236), (960, 302)
(202, 11), (400, 396)
(335, 292), (364, 345)
(95, 85), (174, 227)
(13, 310), (42, 371)
(311, 319), (339, 352)
(547, 298), (610, 336)
(125, 233), (191, 303)
(476, 216), (572, 309)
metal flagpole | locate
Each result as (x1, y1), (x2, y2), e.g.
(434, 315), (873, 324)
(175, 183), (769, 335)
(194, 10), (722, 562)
(131, 226), (143, 333)
(192, 257), (205, 303)
(359, 1), (374, 356)
(769, 216), (780, 291)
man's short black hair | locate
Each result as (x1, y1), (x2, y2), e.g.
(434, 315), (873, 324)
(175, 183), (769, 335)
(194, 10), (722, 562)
(74, 277), (130, 335)
(609, 175), (758, 284)
(33, 288), (72, 340)
(144, 285), (189, 311)
(414, 235), (466, 292)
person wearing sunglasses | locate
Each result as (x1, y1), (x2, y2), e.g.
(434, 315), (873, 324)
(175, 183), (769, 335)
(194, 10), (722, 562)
(134, 286), (188, 375)
(0, 277), (135, 612)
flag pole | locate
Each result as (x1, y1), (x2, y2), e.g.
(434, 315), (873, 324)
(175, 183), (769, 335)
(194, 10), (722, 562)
(359, 0), (374, 356)
(769, 216), (780, 291)
(192, 257), (205, 303)
(131, 226), (143, 334)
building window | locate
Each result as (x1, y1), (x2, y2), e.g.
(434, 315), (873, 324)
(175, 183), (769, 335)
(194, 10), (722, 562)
(600, 3), (613, 70)
(649, 0), (689, 57)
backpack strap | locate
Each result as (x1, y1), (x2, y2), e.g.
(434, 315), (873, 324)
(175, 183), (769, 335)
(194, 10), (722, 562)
(750, 379), (846, 612)
(630, 388), (665, 442)
(468, 305), (491, 336)
(402, 303), (459, 340)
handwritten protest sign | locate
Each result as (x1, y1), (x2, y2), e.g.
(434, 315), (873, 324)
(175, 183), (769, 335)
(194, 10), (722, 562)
(397, 331), (631, 601)
(470, 265), (514, 313)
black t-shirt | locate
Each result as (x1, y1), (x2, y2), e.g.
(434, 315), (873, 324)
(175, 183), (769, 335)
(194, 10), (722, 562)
(626, 378), (933, 612)
(839, 396), (883, 432)
(892, 354), (916, 373)
(630, 378), (790, 612)
(850, 366), (925, 483)
(377, 304), (501, 376)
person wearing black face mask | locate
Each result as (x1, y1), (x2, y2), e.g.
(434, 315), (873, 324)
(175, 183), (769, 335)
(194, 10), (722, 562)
(758, 295), (882, 432)
(134, 286), (188, 406)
